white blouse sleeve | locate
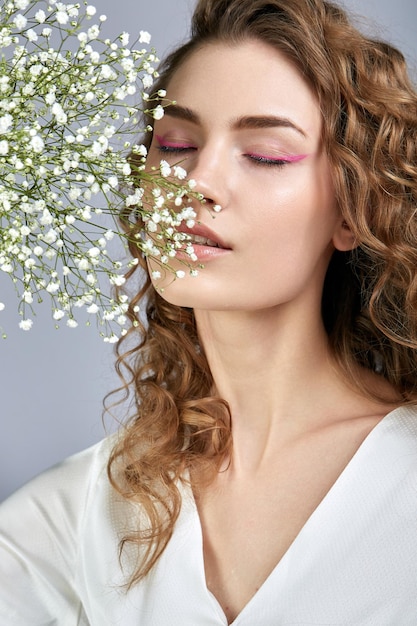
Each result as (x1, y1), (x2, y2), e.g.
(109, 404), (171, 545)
(0, 441), (107, 625)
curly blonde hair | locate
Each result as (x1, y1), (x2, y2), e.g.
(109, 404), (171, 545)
(108, 0), (417, 585)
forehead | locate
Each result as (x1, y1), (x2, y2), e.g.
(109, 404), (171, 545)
(164, 39), (322, 136)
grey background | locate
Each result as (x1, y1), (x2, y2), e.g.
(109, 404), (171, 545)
(0, 0), (416, 501)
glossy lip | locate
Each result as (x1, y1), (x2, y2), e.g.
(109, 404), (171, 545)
(176, 222), (232, 261)
(178, 223), (232, 250)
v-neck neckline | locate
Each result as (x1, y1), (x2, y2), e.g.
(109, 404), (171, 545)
(187, 405), (407, 625)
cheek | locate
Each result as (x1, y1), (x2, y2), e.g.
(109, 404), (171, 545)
(247, 175), (338, 262)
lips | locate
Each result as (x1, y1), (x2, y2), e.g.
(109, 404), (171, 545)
(179, 224), (231, 250)
(186, 234), (220, 248)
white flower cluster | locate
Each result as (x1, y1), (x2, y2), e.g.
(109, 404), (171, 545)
(0, 0), (201, 340)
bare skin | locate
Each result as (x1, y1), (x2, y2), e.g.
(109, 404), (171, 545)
(147, 40), (398, 623)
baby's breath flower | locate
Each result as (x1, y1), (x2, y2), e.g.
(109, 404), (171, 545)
(139, 31), (151, 44)
(173, 166), (187, 180)
(152, 105), (164, 120)
(19, 319), (33, 331)
(56, 10), (69, 25)
(35, 9), (46, 22)
(160, 160), (171, 178)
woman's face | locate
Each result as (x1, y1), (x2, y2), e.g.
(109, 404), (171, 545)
(146, 39), (352, 312)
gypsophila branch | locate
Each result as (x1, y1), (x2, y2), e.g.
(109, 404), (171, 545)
(0, 0), (202, 340)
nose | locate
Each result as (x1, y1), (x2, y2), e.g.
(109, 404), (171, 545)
(185, 143), (229, 212)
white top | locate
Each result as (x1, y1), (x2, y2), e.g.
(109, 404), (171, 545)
(1, 405), (417, 625)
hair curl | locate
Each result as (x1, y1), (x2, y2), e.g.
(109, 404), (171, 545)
(107, 0), (417, 585)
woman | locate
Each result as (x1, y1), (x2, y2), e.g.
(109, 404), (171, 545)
(1, 0), (417, 623)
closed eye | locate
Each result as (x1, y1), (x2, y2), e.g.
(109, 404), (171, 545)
(155, 136), (197, 154)
(245, 153), (291, 168)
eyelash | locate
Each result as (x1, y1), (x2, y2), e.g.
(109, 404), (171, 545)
(245, 154), (290, 168)
(156, 144), (291, 168)
(157, 144), (195, 154)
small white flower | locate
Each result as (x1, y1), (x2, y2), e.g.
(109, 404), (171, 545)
(90, 50), (100, 64)
(53, 309), (65, 320)
(46, 281), (60, 293)
(151, 270), (161, 280)
(45, 91), (56, 105)
(176, 270), (186, 279)
(43, 228), (58, 244)
(173, 166), (187, 180)
(120, 32), (129, 46)
(159, 160), (171, 178)
(35, 9), (46, 23)
(152, 105), (164, 120)
(139, 31), (151, 44)
(0, 303), (5, 311)
(0, 114), (12, 133)
(66, 319), (78, 328)
(78, 258), (90, 271)
(88, 246), (100, 259)
(142, 74), (153, 90)
(87, 303), (99, 314)
(14, 14), (27, 29)
(108, 175), (118, 188)
(30, 135), (44, 153)
(213, 204), (222, 213)
(104, 334), (119, 344)
(86, 5), (97, 16)
(42, 27), (52, 37)
(51, 102), (67, 124)
(68, 187), (81, 201)
(109, 275), (126, 286)
(0, 140), (9, 155)
(19, 319), (33, 331)
(22, 291), (33, 304)
(40, 208), (53, 225)
(87, 25), (100, 40)
(56, 11), (69, 25)
(86, 273), (96, 285)
(26, 29), (38, 42)
(67, 5), (79, 17)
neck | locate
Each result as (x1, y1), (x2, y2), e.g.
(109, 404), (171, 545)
(196, 305), (336, 416)
(194, 305), (387, 471)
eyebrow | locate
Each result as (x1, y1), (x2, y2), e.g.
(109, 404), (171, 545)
(163, 104), (307, 138)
